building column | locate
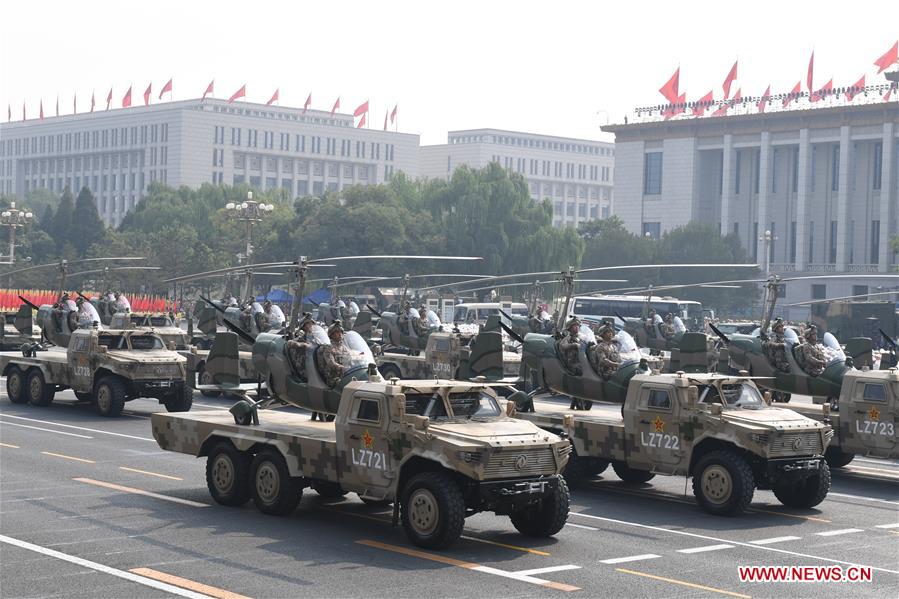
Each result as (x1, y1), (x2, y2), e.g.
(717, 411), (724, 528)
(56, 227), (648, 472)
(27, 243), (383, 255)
(795, 129), (811, 269)
(835, 125), (851, 269)
(719, 134), (733, 235)
(755, 132), (771, 262)
(878, 122), (894, 272)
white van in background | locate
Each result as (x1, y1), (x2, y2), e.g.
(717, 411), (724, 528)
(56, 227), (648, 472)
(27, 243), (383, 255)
(452, 302), (528, 325)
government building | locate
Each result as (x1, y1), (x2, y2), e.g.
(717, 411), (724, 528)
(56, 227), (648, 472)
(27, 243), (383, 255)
(604, 100), (898, 312)
(419, 129), (615, 228)
(0, 99), (420, 227)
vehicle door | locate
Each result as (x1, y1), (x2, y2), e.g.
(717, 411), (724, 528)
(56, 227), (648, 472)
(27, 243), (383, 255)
(338, 390), (393, 492)
(428, 335), (456, 378)
(844, 378), (896, 456)
(625, 383), (688, 472)
(67, 332), (94, 391)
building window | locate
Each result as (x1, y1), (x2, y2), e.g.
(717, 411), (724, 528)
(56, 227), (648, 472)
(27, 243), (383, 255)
(753, 148), (760, 193)
(873, 142), (883, 190)
(812, 284), (826, 299)
(829, 220), (837, 263)
(809, 221), (814, 262)
(852, 285), (868, 299)
(871, 220), (880, 264)
(771, 148), (778, 193)
(831, 146), (840, 191)
(792, 147), (799, 193)
(734, 152), (741, 194)
(751, 222), (758, 260)
(643, 152), (662, 195)
(789, 221), (797, 263)
(642, 222), (661, 239)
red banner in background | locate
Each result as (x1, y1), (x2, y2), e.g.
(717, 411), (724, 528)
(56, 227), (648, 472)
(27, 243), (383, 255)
(0, 289), (175, 313)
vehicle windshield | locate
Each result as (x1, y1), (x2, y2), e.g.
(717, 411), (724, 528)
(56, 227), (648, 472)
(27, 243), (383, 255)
(821, 332), (846, 364)
(129, 335), (165, 350)
(699, 382), (765, 409)
(342, 330), (374, 370)
(511, 306), (528, 316)
(615, 330), (643, 365)
(145, 316), (172, 327)
(307, 325), (329, 345)
(402, 389), (501, 420)
(784, 327), (800, 345)
(578, 323), (597, 345)
(98, 334), (128, 349)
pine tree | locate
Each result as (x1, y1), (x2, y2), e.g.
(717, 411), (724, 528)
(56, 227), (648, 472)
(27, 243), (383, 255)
(51, 188), (74, 250)
(70, 187), (107, 257)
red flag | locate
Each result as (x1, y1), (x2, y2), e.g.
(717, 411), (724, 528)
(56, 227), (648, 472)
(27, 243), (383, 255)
(356, 112), (366, 128)
(39, 100), (44, 120)
(390, 104), (397, 123)
(331, 96), (340, 115)
(91, 90), (96, 112)
(266, 88), (279, 105)
(383, 110), (388, 131)
(692, 90), (714, 116)
(122, 86), (132, 108)
(143, 83), (152, 106)
(757, 84), (771, 113)
(303, 93), (311, 113)
(811, 78), (832, 102)
(659, 67), (680, 103)
(723, 60), (738, 99)
(874, 41), (898, 73)
(845, 74), (865, 101)
(202, 79), (214, 100)
(227, 84), (245, 103)
(159, 78), (172, 99)
(806, 51), (814, 92)
(106, 87), (113, 110)
(353, 100), (369, 117)
(783, 81), (801, 107)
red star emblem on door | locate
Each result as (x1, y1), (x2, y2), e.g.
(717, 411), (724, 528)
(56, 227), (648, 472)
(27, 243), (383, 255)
(653, 416), (665, 433)
(362, 429), (374, 449)
(868, 406), (880, 421)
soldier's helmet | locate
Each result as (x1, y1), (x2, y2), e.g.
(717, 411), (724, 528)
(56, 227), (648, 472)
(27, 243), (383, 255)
(772, 317), (785, 332)
(299, 312), (315, 329)
(75, 296), (85, 307)
(598, 322), (615, 337)
(804, 324), (818, 340)
(263, 300), (272, 310)
(664, 313), (673, 322)
(328, 320), (345, 338)
(564, 316), (580, 332)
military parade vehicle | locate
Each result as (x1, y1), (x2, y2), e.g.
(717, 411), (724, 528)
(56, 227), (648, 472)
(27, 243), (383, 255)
(0, 305), (40, 351)
(511, 371), (832, 515)
(107, 311), (189, 350)
(151, 255), (570, 549)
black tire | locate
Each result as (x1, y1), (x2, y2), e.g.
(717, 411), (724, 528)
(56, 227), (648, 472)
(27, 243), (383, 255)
(510, 476), (570, 537)
(691, 450), (755, 516)
(5, 367), (27, 404)
(310, 480), (347, 499)
(94, 377), (126, 417)
(562, 446), (609, 484)
(198, 365), (221, 398)
(824, 446), (855, 468)
(773, 462), (831, 509)
(612, 460), (655, 484)
(26, 369), (54, 407)
(250, 448), (302, 516)
(205, 441), (251, 506)
(401, 471), (465, 549)
(378, 364), (402, 380)
(74, 391), (93, 402)
(164, 386), (193, 412)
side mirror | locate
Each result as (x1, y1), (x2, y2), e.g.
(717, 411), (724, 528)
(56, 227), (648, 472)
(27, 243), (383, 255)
(687, 385), (699, 409)
(710, 404), (723, 415)
(392, 396), (405, 422)
(763, 391), (772, 405)
(166, 341), (176, 350)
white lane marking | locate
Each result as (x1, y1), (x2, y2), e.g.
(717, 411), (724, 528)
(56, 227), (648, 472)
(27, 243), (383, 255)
(470, 565), (565, 586)
(571, 512), (899, 575)
(0, 534), (217, 599)
(749, 536), (802, 545)
(73, 478), (209, 508)
(191, 403), (229, 410)
(565, 523), (598, 531)
(0, 421), (93, 439)
(677, 544), (734, 554)
(828, 491), (899, 506)
(600, 554), (661, 564)
(514, 565), (582, 576)
(875, 523), (899, 529)
(854, 457), (899, 467)
(846, 465), (899, 478)
(0, 414), (154, 442)
(815, 528), (863, 537)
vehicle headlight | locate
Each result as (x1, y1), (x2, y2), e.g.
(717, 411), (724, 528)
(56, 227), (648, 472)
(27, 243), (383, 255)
(750, 433), (770, 445)
(457, 451), (483, 463)
(557, 444), (573, 456)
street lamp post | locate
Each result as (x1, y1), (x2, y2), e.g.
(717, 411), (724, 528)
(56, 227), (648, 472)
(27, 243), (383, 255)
(224, 191), (274, 299)
(0, 201), (34, 265)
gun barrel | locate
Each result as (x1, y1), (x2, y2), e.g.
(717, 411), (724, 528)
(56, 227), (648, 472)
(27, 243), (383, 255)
(365, 304), (382, 317)
(708, 323), (730, 344)
(17, 295), (39, 310)
(199, 295), (228, 315)
(222, 319), (257, 345)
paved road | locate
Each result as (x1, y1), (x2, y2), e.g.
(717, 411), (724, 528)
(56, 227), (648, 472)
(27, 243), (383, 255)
(1, 389), (897, 598)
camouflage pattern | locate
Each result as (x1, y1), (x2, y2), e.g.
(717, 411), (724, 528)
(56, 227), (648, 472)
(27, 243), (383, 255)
(795, 342), (827, 377)
(589, 340), (621, 379)
(0, 306), (41, 351)
(668, 332), (719, 373)
(790, 368), (899, 460)
(285, 339), (310, 380)
(378, 311), (434, 352)
(316, 342), (349, 388)
(517, 372), (831, 477)
(109, 312), (189, 350)
(151, 379), (570, 502)
(558, 332), (583, 376)
(763, 332), (791, 373)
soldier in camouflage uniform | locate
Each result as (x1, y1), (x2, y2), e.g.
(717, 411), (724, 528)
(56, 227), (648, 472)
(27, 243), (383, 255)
(317, 321), (350, 388)
(661, 313), (676, 340)
(763, 318), (791, 373)
(644, 309), (658, 339)
(795, 325), (827, 377)
(398, 301), (416, 335)
(558, 317), (583, 376)
(285, 313), (316, 381)
(589, 322), (621, 379)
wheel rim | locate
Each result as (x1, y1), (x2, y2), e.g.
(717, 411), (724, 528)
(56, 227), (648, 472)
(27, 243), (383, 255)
(408, 488), (439, 536)
(28, 375), (42, 401)
(97, 386), (111, 412)
(255, 461), (280, 505)
(211, 455), (235, 494)
(8, 373), (22, 398)
(701, 464), (733, 505)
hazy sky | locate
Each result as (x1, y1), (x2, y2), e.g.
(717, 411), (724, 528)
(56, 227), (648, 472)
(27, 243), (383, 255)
(1, 1), (896, 144)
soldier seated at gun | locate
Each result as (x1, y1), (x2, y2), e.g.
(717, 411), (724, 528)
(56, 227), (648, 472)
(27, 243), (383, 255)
(75, 296), (101, 328)
(285, 313), (316, 382)
(558, 316), (583, 377)
(588, 322), (621, 380)
(316, 321), (350, 389)
(762, 318), (792, 373)
(795, 325), (827, 377)
(661, 313), (676, 340)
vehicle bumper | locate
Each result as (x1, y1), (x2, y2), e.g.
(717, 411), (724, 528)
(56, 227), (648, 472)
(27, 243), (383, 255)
(470, 475), (560, 514)
(762, 456), (825, 487)
(131, 379), (185, 400)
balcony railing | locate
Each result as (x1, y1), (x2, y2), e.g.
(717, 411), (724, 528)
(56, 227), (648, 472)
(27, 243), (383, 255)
(806, 264), (838, 272)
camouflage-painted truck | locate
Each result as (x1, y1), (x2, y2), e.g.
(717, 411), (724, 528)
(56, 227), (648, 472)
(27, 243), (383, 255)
(151, 373), (572, 549)
(788, 367), (898, 468)
(512, 371), (833, 516)
(1, 326), (191, 417)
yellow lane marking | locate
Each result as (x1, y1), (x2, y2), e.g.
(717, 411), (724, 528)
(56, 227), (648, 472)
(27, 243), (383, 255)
(615, 568), (750, 598)
(42, 451), (96, 464)
(130, 567), (252, 599)
(460, 535), (551, 556)
(119, 466), (183, 481)
(750, 508), (831, 523)
(356, 539), (579, 592)
(0, 442), (20, 449)
(73, 478), (208, 508)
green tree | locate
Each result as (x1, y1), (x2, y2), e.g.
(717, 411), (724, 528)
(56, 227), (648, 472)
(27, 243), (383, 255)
(51, 188), (74, 252)
(70, 187), (107, 257)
